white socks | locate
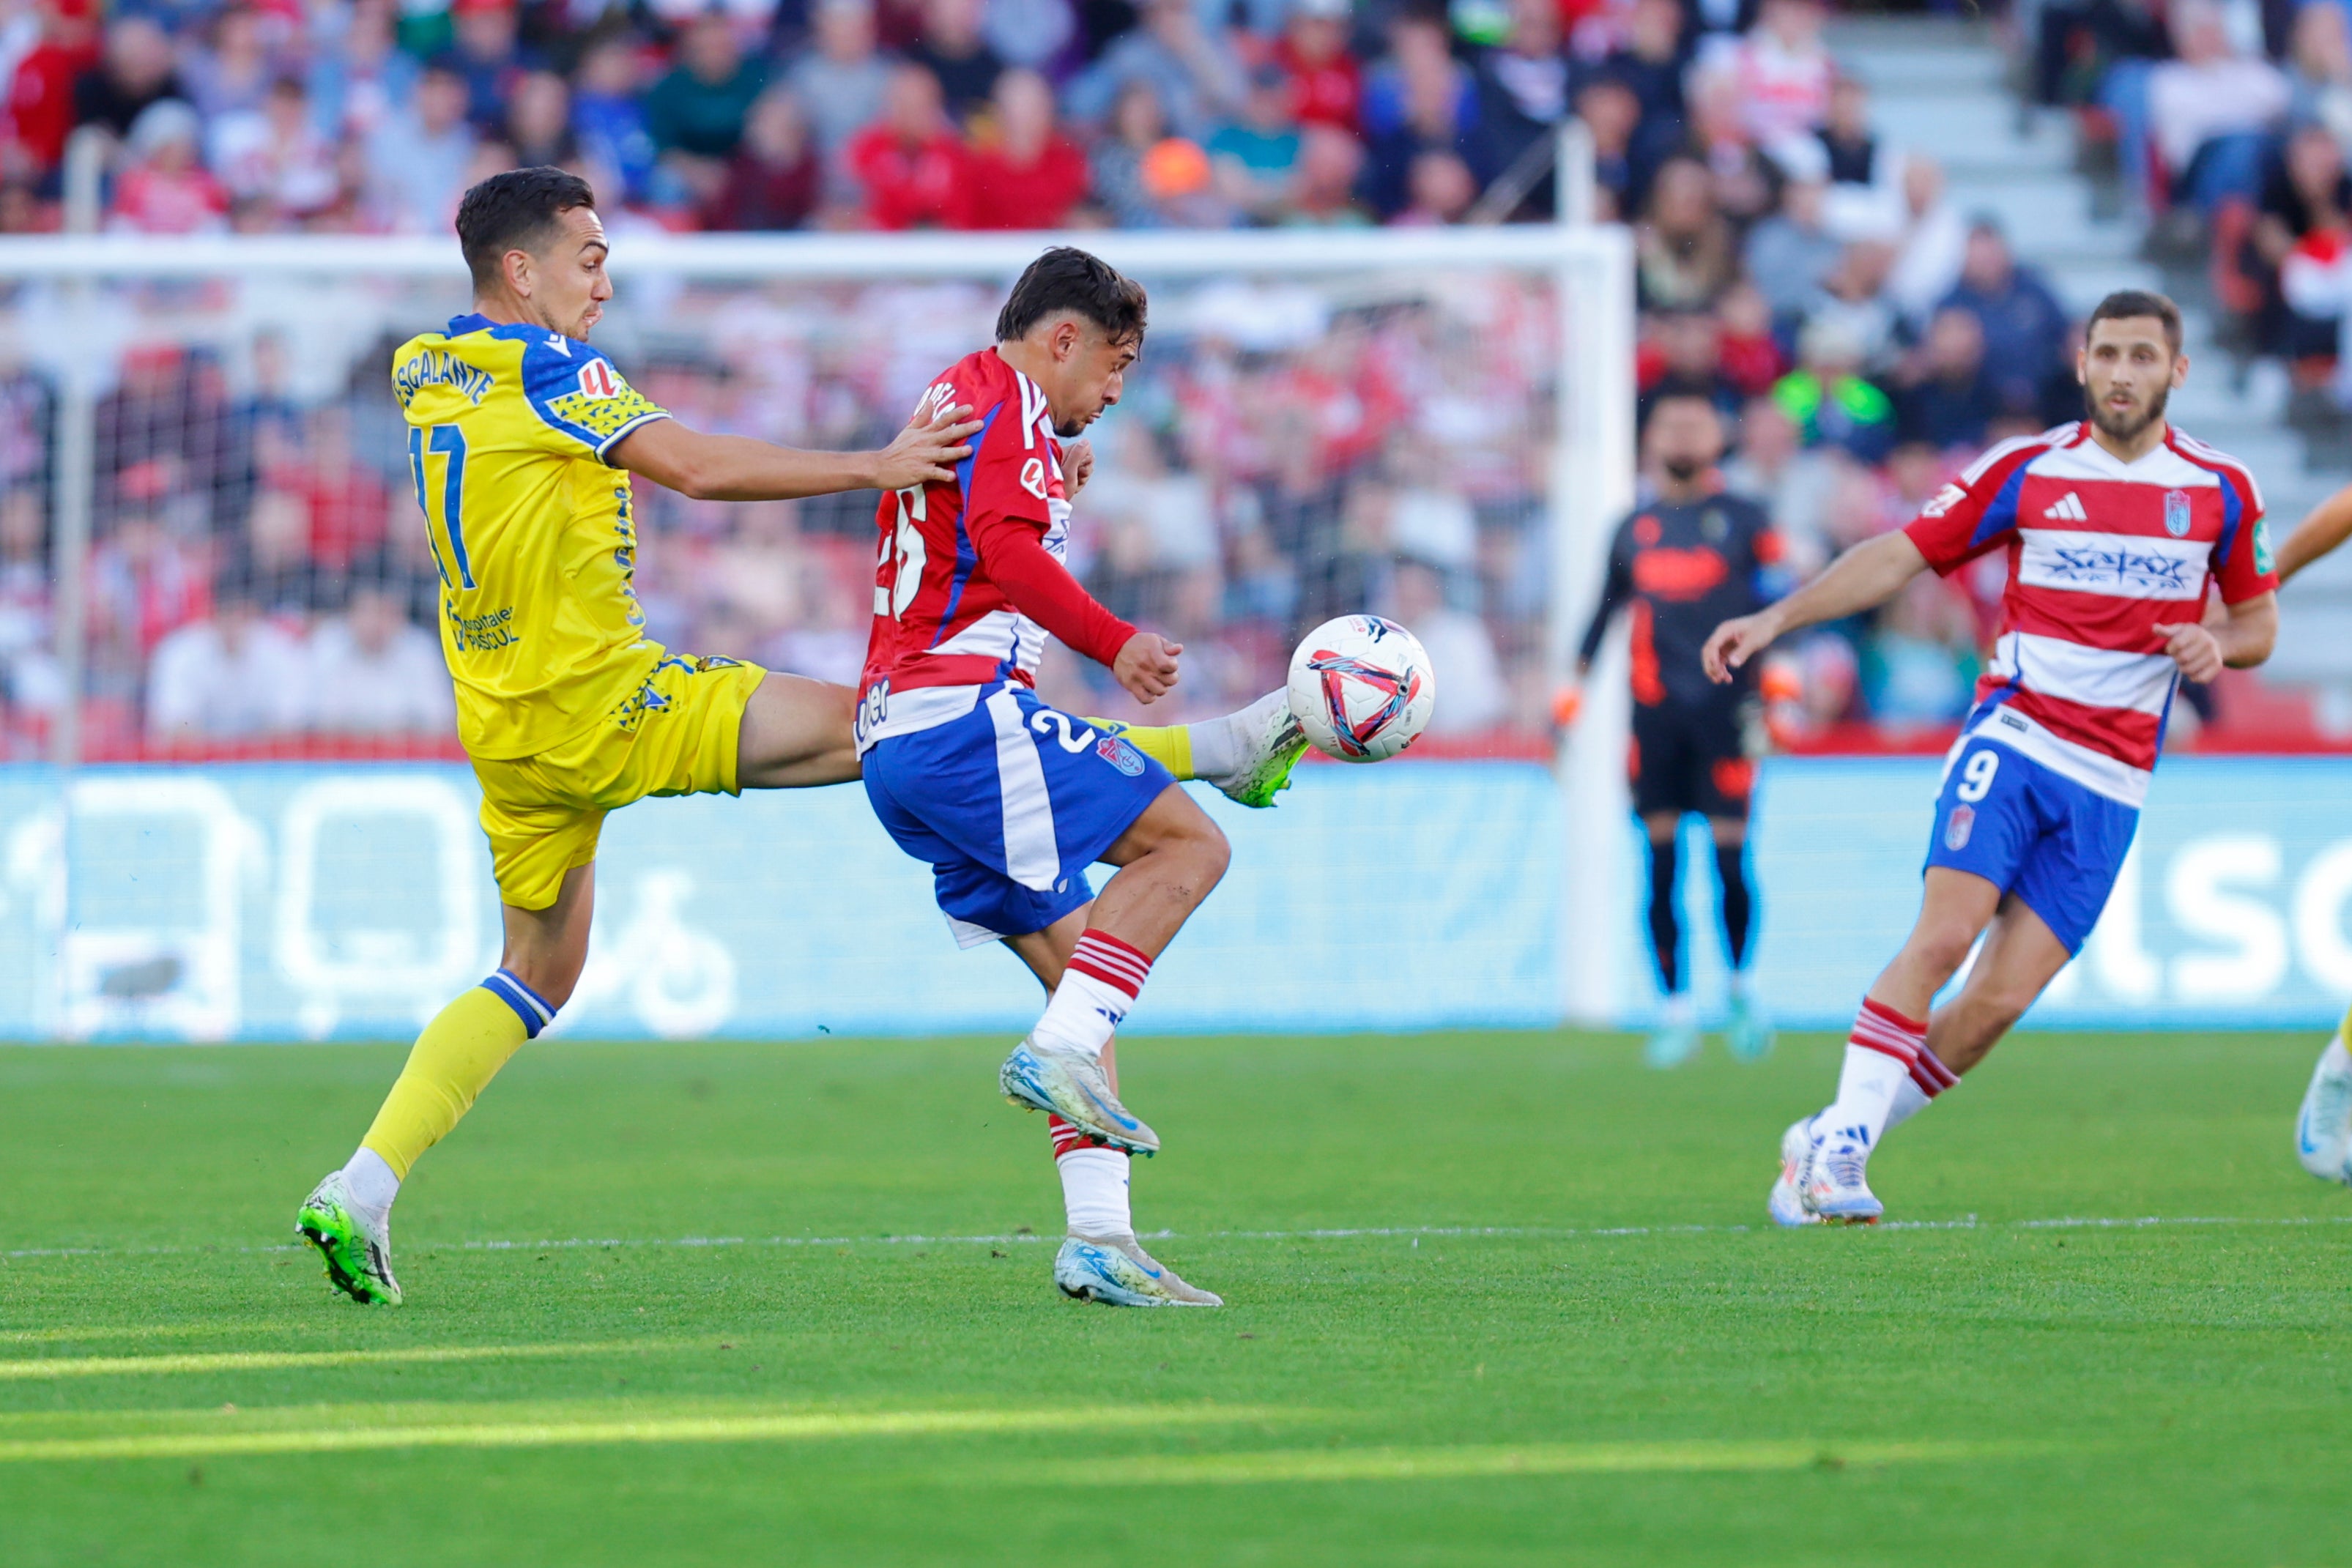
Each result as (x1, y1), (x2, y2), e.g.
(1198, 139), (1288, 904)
(1187, 691), (1285, 786)
(1058, 1145), (1132, 1238)
(2321, 1035), (2352, 1080)
(341, 1147), (400, 1230)
(1031, 930), (1150, 1060)
(1663, 992), (1696, 1027)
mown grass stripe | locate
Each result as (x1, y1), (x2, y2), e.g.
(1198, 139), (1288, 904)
(1026, 1438), (2055, 1486)
(0, 1341), (664, 1381)
(0, 1405), (1278, 1463)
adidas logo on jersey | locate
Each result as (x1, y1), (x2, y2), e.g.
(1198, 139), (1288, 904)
(2042, 492), (2090, 521)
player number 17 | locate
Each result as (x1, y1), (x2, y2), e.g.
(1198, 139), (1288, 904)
(408, 423), (475, 590)
(875, 486), (927, 620)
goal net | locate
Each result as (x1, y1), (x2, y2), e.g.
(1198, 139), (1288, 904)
(0, 226), (1633, 1040)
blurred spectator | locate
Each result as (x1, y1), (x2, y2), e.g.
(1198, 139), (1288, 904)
(304, 584), (453, 737)
(2143, 2), (2288, 215)
(2034, 0), (2169, 108)
(2252, 122), (2351, 359)
(1680, 62), (1773, 221)
(1743, 173), (1840, 318)
(1937, 222), (2069, 416)
(146, 578), (305, 742)
(1387, 556), (1505, 733)
(1471, 0), (1568, 198)
(1068, 0), (1245, 144)
(705, 86), (820, 230)
(1895, 307), (2000, 452)
(440, 0), (534, 133)
(1885, 156), (1967, 327)
(571, 37), (659, 204)
(503, 69), (574, 169)
(1636, 155), (1735, 308)
(1721, 391), (1838, 568)
(179, 5), (273, 125)
(1773, 315), (1896, 464)
(108, 99), (226, 234)
(1209, 64), (1301, 221)
(788, 0), (894, 182)
(1861, 573), (1978, 732)
(1391, 148), (1477, 226)
(848, 62), (964, 228)
(212, 76), (339, 223)
(2288, 1), (2352, 150)
(1272, 0), (1359, 133)
(647, 13), (768, 175)
(1573, 75), (1646, 222)
(308, 0), (414, 143)
(1287, 123), (1368, 226)
(1815, 74), (1904, 239)
(982, 0), (1077, 73)
(1600, 0), (1691, 127)
(1714, 280), (1787, 393)
(1638, 305), (1742, 426)
(1708, 0), (1830, 146)
(1361, 15), (1482, 218)
(7, 0), (101, 176)
(366, 61), (475, 234)
(71, 12), (181, 141)
(958, 68), (1086, 228)
(1088, 79), (1223, 226)
(1803, 238), (1899, 369)
(911, 0), (1004, 124)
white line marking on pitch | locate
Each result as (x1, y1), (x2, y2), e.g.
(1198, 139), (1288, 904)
(7, 1214), (2348, 1263)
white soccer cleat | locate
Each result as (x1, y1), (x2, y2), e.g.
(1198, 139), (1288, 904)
(2294, 1044), (2352, 1186)
(1769, 1118), (1822, 1227)
(999, 1037), (1160, 1156)
(1054, 1233), (1223, 1307)
(1803, 1127), (1883, 1224)
(1203, 689), (1310, 809)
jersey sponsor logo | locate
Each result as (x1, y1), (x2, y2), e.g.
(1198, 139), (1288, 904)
(576, 360), (622, 399)
(393, 349), (494, 408)
(446, 603), (519, 652)
(1097, 735), (1146, 776)
(1631, 546), (1728, 601)
(1944, 803), (1976, 850)
(2038, 542), (2198, 595)
(1019, 456), (1048, 499)
(2254, 516), (2276, 574)
(1919, 482), (1966, 518)
(2163, 488), (2192, 538)
(2042, 492), (2088, 521)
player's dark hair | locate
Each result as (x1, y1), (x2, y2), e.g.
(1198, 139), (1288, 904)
(995, 247), (1149, 348)
(456, 166), (597, 293)
(2085, 289), (2182, 354)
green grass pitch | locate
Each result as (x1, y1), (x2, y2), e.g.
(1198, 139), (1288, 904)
(2, 1028), (2348, 1566)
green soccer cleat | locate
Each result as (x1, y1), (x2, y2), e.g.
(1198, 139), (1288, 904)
(1209, 690), (1310, 809)
(296, 1171), (403, 1306)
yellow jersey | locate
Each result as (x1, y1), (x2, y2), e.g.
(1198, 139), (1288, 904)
(390, 312), (671, 760)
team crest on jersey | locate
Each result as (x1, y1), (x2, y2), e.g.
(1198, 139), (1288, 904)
(1020, 456), (1049, 499)
(2163, 489), (2192, 538)
(1944, 803), (1976, 851)
(576, 360), (621, 399)
(1097, 735), (1146, 776)
(1920, 483), (1966, 519)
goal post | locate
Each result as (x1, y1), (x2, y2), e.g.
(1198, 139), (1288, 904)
(0, 224), (1635, 1039)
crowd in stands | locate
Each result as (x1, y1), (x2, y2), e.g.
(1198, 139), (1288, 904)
(0, 0), (2299, 755)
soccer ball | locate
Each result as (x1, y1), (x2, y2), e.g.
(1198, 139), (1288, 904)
(1287, 615), (1436, 762)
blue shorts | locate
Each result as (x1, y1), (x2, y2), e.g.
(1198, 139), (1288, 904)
(1923, 737), (2140, 954)
(862, 683), (1177, 945)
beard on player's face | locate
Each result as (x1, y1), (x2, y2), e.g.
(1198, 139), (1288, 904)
(2086, 377), (2169, 442)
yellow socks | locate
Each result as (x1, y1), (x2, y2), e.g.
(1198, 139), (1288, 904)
(1093, 720), (1193, 779)
(359, 971), (554, 1179)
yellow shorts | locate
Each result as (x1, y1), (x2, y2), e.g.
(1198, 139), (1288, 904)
(471, 654), (767, 910)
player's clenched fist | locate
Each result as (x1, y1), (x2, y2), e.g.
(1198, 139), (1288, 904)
(1062, 439), (1094, 502)
(1702, 611), (1780, 684)
(875, 402), (982, 490)
(2153, 621), (2225, 684)
(1113, 631), (1182, 704)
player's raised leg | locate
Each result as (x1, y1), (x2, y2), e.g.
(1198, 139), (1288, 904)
(1006, 917), (1221, 1307)
(300, 862), (594, 1304)
(2295, 1002), (2352, 1186)
(1097, 688), (1310, 809)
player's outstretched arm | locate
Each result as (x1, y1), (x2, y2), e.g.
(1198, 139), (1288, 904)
(2156, 592), (2278, 683)
(609, 402), (982, 502)
(2274, 483), (2352, 584)
(1702, 530), (1929, 683)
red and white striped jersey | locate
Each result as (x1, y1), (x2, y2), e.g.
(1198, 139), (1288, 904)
(1904, 420), (2274, 806)
(856, 347), (1133, 751)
